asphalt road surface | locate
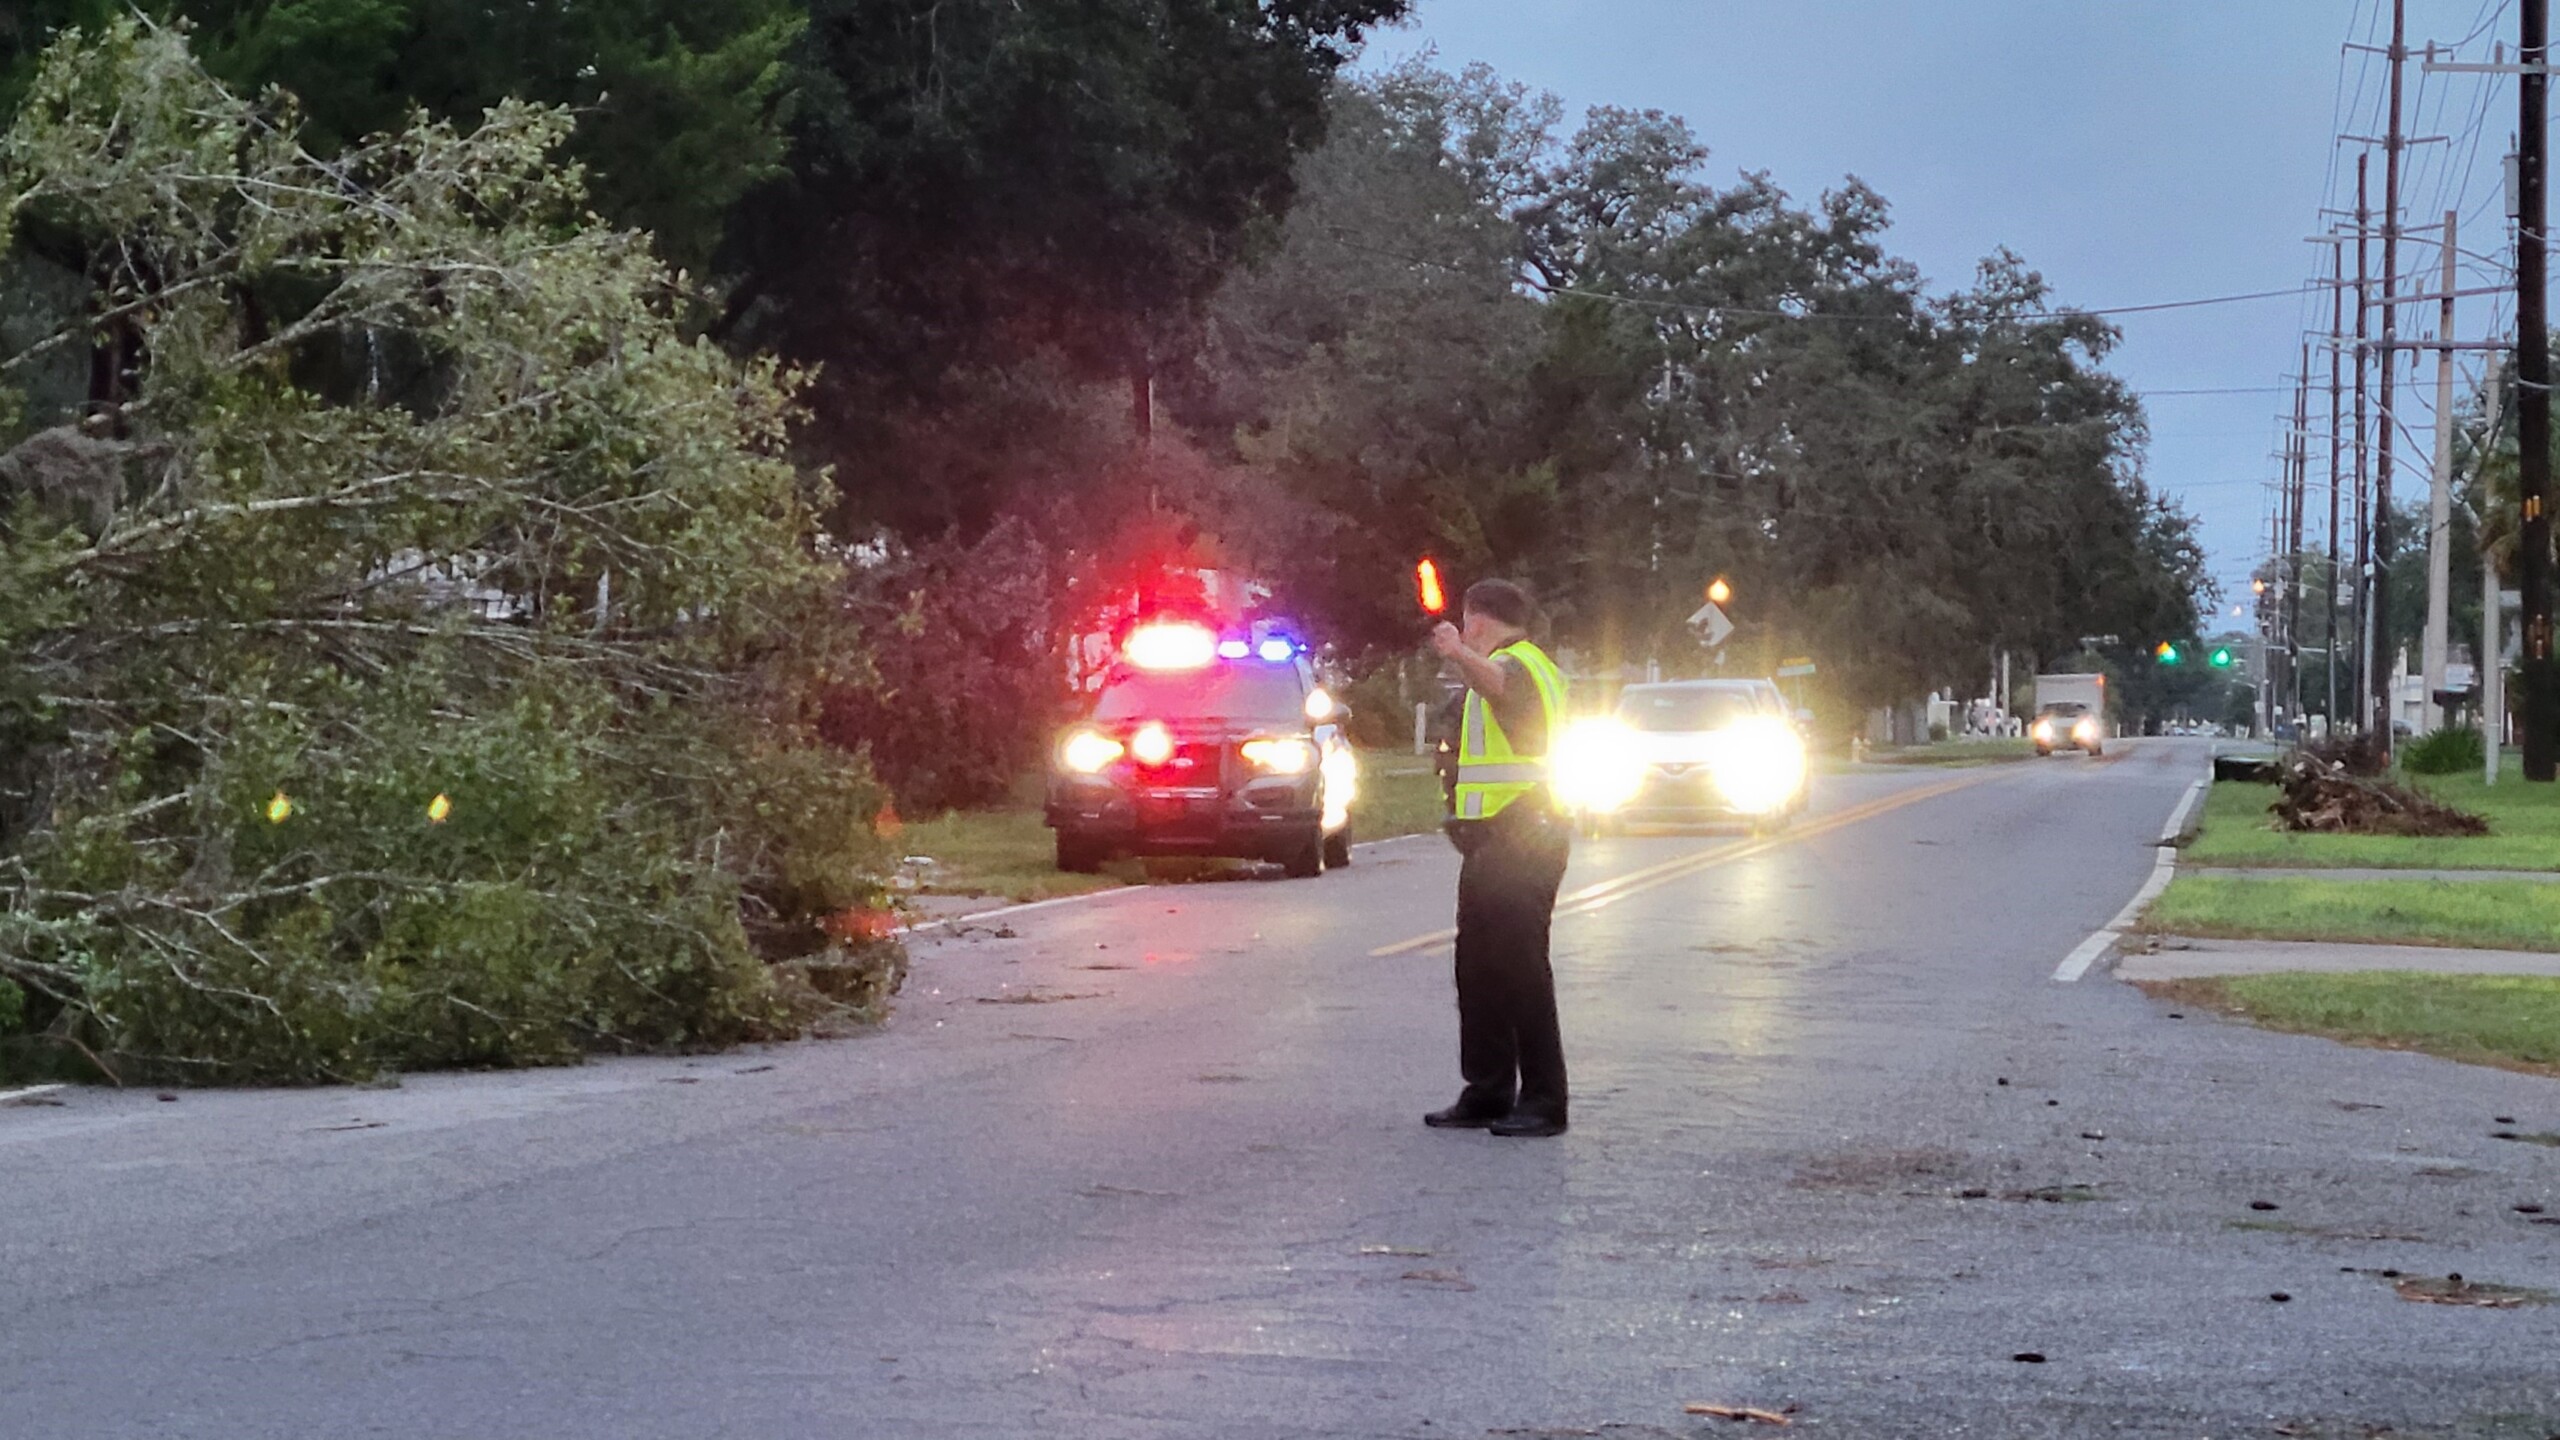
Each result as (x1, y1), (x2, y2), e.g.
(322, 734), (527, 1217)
(7, 738), (2558, 1438)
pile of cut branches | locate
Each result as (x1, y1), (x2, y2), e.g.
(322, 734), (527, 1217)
(2271, 755), (2487, 837)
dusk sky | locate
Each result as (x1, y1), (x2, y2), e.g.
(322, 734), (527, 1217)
(1363, 1), (2524, 621)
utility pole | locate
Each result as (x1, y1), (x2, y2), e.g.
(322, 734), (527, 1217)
(2481, 355), (2512, 782)
(2355, 154), (2375, 727)
(2328, 237), (2347, 732)
(2290, 342), (2311, 728)
(2373, 0), (2407, 747)
(2524, 0), (2556, 780)
(2422, 208), (2461, 733)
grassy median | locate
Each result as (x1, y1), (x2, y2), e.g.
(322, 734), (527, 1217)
(2146, 873), (2560, 952)
(2183, 770), (2560, 872)
(897, 750), (1447, 902)
(2141, 972), (2560, 1079)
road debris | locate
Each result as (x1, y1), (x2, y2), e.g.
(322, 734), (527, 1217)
(2011, 1351), (2047, 1363)
(1399, 1268), (1474, 1290)
(2270, 754), (2487, 836)
(1682, 1403), (1793, 1425)
(1357, 1244), (1431, 1257)
(2387, 1272), (2547, 1308)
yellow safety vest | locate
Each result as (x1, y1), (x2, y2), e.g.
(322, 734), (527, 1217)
(1453, 639), (1567, 820)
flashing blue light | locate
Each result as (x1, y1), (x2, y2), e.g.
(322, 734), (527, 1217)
(1216, 639), (1252, 660)
(1257, 638), (1296, 663)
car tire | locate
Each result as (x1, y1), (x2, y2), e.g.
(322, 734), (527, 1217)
(1751, 809), (1792, 836)
(2035, 747), (2053, 757)
(1281, 829), (1326, 879)
(1054, 832), (1107, 874)
(2087, 744), (2103, 759)
(1322, 829), (1353, 870)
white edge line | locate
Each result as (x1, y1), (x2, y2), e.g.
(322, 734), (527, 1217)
(2053, 775), (2210, 984)
(901, 830), (1444, 935)
(0, 1083), (68, 1106)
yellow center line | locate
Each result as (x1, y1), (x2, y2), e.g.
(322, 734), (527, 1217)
(1365, 769), (2000, 957)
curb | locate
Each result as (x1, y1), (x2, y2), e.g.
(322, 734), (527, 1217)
(2052, 772), (2208, 983)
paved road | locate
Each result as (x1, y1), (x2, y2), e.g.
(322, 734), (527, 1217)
(6, 738), (2558, 1438)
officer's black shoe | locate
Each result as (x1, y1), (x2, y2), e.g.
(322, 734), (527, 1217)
(1488, 1110), (1566, 1138)
(1423, 1099), (1510, 1129)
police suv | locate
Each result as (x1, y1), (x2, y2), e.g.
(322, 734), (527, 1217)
(1046, 620), (1359, 877)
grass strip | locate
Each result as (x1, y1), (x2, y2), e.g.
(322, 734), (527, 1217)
(2136, 971), (2560, 1078)
(2184, 771), (2560, 872)
(2147, 873), (2560, 952)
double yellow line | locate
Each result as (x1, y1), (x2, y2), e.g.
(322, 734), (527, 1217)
(1366, 770), (1994, 957)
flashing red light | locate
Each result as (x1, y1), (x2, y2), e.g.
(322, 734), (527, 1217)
(1416, 558), (1446, 615)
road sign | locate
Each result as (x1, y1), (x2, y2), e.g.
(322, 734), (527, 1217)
(1687, 601), (1734, 649)
(1777, 657), (1817, 678)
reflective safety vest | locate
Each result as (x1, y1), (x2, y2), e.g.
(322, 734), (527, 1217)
(1453, 639), (1568, 820)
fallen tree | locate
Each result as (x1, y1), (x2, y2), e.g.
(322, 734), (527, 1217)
(0, 22), (893, 1084)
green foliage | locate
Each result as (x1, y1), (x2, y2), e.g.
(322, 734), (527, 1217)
(722, 0), (1409, 535)
(0, 23), (886, 1083)
(1180, 66), (2210, 700)
(2402, 725), (2488, 775)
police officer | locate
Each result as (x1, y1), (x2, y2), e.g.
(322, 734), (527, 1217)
(1424, 579), (1571, 1138)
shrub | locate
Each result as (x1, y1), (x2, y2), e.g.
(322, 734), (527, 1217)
(2401, 726), (2487, 776)
(1927, 721), (1950, 743)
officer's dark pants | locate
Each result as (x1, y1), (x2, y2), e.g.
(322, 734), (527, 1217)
(1452, 809), (1572, 1119)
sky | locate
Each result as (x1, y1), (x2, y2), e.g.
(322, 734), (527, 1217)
(1360, 0), (2526, 620)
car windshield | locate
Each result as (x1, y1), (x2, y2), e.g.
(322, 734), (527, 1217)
(1094, 665), (1306, 724)
(1616, 686), (1757, 733)
(2040, 703), (2088, 718)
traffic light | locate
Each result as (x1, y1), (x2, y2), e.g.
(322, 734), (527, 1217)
(2154, 641), (2181, 665)
(2208, 646), (2234, 668)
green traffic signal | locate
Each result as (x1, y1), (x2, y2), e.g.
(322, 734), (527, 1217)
(2208, 646), (2233, 669)
(2153, 642), (2180, 665)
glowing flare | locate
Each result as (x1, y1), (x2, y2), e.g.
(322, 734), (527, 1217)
(1062, 730), (1125, 773)
(1304, 687), (1337, 722)
(1130, 722), (1177, 767)
(1416, 558), (1446, 615)
(1707, 576), (1732, 606)
(265, 791), (294, 824)
(1321, 745), (1360, 831)
(427, 793), (453, 824)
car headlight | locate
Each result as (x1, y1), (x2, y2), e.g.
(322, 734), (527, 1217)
(1241, 737), (1316, 775)
(1130, 722), (1176, 767)
(1710, 716), (1806, 816)
(2073, 717), (2099, 742)
(1553, 718), (1645, 813)
(1061, 730), (1124, 774)
(2032, 720), (2053, 742)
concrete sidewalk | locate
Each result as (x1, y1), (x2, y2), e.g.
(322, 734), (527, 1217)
(2121, 933), (2560, 981)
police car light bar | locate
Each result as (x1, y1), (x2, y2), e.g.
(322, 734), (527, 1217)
(1216, 639), (1252, 660)
(1125, 622), (1218, 671)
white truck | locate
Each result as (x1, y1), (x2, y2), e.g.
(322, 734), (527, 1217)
(2029, 672), (2109, 757)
